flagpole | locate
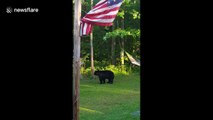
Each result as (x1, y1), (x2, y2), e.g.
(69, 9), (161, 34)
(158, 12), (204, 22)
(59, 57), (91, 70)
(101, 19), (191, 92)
(73, 0), (81, 120)
(90, 0), (94, 78)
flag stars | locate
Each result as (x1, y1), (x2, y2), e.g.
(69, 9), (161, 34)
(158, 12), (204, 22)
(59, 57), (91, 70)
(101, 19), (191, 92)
(108, 0), (122, 6)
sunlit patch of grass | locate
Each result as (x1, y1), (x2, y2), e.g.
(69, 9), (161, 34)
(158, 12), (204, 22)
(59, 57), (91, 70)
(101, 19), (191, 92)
(80, 107), (104, 114)
(80, 84), (95, 88)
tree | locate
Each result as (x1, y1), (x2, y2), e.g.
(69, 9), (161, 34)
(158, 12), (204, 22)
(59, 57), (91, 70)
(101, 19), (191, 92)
(111, 24), (116, 65)
(90, 0), (95, 78)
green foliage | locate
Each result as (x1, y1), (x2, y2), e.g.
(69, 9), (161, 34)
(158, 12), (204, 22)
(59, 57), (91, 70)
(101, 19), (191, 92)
(81, 60), (140, 79)
(103, 29), (140, 40)
(117, 10), (125, 19)
(80, 0), (141, 73)
(131, 9), (140, 19)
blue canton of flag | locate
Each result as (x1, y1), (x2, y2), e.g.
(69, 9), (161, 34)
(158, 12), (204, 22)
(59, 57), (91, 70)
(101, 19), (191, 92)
(107, 0), (123, 6)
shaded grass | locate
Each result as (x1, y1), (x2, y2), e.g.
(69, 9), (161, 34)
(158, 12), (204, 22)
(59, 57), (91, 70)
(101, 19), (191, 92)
(80, 73), (140, 120)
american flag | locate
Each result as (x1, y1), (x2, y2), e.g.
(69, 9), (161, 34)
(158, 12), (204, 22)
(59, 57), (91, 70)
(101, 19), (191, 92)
(80, 0), (123, 36)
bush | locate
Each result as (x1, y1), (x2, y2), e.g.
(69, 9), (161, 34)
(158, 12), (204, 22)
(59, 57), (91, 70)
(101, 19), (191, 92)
(80, 60), (140, 79)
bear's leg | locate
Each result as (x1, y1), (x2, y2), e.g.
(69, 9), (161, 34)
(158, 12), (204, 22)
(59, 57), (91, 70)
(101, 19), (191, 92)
(110, 79), (113, 84)
(99, 78), (102, 84)
(103, 79), (106, 84)
(107, 79), (110, 83)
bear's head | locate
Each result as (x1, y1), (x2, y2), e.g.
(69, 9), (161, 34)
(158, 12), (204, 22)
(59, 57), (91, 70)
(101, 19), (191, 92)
(94, 70), (100, 76)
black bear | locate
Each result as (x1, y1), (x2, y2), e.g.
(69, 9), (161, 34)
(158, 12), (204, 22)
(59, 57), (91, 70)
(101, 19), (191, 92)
(94, 70), (114, 84)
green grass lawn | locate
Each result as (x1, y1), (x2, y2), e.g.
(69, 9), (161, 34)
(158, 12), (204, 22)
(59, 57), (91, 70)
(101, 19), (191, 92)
(80, 72), (140, 120)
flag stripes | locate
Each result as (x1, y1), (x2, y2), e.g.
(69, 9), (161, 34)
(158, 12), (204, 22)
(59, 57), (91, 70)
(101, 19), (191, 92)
(80, 0), (123, 36)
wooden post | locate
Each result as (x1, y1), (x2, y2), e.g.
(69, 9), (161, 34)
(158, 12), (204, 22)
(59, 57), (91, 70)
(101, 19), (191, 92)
(90, 0), (95, 78)
(73, 0), (81, 120)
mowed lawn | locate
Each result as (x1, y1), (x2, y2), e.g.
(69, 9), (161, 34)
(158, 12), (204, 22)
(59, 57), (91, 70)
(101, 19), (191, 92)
(80, 73), (140, 120)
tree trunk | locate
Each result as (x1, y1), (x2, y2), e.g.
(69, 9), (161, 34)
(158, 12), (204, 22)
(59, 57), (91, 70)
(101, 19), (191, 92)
(120, 19), (125, 71)
(120, 42), (124, 71)
(90, 0), (95, 78)
(111, 24), (116, 65)
(90, 31), (94, 77)
(73, 0), (81, 120)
